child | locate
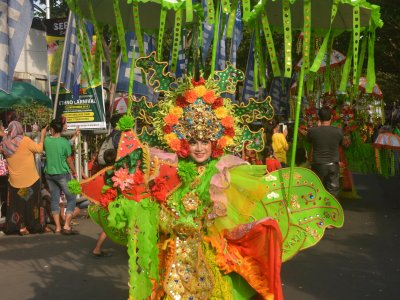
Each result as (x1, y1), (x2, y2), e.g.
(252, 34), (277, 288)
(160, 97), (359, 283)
(265, 145), (281, 173)
(92, 148), (116, 258)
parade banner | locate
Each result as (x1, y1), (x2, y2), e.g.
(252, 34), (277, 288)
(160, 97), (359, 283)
(44, 17), (68, 88)
(54, 84), (106, 130)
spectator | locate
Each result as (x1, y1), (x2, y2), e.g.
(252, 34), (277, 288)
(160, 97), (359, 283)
(271, 119), (289, 167)
(92, 148), (117, 258)
(98, 114), (122, 167)
(265, 145), (281, 173)
(307, 107), (343, 197)
(44, 119), (78, 235)
(0, 121), (49, 235)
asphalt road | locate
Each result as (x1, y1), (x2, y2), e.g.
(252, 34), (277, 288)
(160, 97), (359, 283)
(0, 173), (399, 300)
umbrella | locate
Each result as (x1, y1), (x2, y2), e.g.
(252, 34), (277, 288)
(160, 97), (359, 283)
(113, 95), (129, 114)
(0, 81), (52, 108)
(373, 133), (400, 150)
(295, 50), (346, 72)
(359, 77), (383, 99)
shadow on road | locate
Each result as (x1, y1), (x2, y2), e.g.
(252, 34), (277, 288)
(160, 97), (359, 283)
(282, 174), (400, 300)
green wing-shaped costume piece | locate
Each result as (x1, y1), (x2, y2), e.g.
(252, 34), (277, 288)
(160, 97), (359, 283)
(135, 52), (176, 92)
(233, 96), (274, 123)
(212, 165), (344, 262)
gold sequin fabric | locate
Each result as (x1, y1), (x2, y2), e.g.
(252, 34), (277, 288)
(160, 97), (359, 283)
(164, 235), (214, 300)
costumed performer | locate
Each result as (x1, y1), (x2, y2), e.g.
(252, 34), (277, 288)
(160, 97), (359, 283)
(76, 65), (344, 300)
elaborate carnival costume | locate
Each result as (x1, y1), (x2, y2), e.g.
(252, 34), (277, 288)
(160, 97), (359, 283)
(74, 54), (344, 300)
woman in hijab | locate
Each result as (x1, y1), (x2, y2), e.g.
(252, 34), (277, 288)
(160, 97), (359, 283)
(0, 121), (48, 235)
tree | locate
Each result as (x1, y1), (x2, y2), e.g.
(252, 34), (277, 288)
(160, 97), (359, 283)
(34, 0), (68, 18)
(369, 0), (400, 103)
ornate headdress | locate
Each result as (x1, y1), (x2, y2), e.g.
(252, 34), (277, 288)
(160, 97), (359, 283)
(133, 52), (274, 156)
(154, 76), (241, 158)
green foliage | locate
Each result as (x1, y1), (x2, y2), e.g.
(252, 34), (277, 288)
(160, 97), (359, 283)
(34, 0), (68, 18)
(12, 101), (53, 129)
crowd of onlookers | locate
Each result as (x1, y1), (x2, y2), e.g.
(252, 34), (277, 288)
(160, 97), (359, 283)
(0, 112), (112, 257)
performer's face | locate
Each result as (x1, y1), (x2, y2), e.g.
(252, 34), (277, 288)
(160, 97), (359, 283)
(188, 139), (212, 163)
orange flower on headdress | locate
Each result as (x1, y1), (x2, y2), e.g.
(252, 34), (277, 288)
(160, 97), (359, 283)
(169, 106), (183, 118)
(169, 139), (182, 152)
(164, 113), (179, 126)
(203, 90), (216, 104)
(184, 90), (198, 103)
(221, 116), (234, 128)
(215, 107), (227, 119)
(193, 85), (207, 97)
(217, 137), (228, 148)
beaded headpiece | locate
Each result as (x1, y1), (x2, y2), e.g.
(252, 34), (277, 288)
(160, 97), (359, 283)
(154, 76), (240, 157)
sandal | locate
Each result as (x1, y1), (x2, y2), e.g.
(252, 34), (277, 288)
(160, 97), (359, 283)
(19, 228), (30, 236)
(43, 227), (53, 234)
(62, 228), (79, 235)
(92, 251), (112, 258)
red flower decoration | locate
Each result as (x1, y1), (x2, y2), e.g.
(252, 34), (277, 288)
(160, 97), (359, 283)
(211, 142), (224, 158)
(133, 169), (144, 185)
(191, 77), (205, 86)
(224, 127), (235, 137)
(99, 188), (117, 209)
(176, 96), (189, 108)
(211, 147), (224, 158)
(163, 125), (173, 134)
(150, 177), (169, 203)
(176, 139), (190, 158)
(212, 97), (223, 109)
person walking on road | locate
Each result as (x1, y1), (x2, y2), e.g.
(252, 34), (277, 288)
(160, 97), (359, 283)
(307, 107), (343, 197)
(44, 119), (78, 235)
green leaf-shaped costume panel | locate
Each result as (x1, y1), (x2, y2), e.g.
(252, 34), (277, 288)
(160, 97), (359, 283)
(135, 52), (176, 92)
(212, 165), (344, 262)
(236, 125), (266, 152)
(233, 96), (275, 123)
(214, 63), (245, 94)
(88, 204), (127, 245)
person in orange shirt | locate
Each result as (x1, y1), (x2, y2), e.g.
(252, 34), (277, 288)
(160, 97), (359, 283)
(0, 121), (49, 235)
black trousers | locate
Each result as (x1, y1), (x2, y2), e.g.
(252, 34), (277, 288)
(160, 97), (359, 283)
(311, 163), (340, 197)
